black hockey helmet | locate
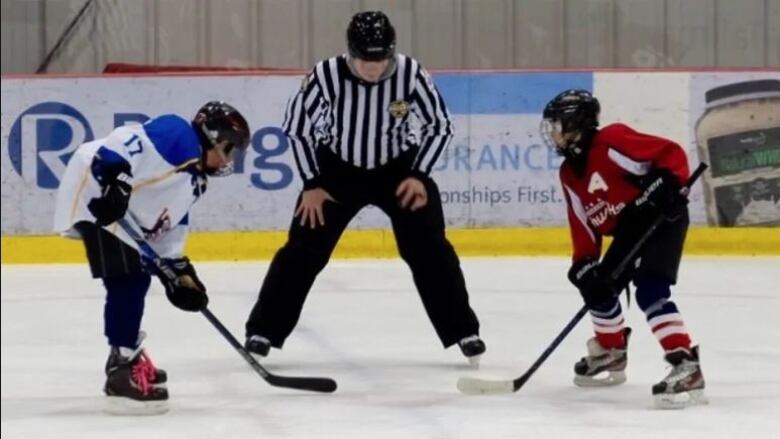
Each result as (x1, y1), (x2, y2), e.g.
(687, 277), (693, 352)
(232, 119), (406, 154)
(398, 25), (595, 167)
(346, 11), (396, 61)
(192, 101), (251, 175)
(540, 89), (600, 159)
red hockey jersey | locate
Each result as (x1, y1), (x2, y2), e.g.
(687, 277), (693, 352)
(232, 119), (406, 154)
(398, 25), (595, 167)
(560, 123), (690, 263)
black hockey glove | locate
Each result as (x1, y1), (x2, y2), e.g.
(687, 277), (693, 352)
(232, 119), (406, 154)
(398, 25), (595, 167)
(155, 257), (209, 312)
(568, 259), (618, 309)
(87, 156), (133, 226)
(633, 169), (688, 222)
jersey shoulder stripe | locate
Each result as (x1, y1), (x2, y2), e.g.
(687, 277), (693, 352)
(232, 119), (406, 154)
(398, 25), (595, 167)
(143, 115), (201, 167)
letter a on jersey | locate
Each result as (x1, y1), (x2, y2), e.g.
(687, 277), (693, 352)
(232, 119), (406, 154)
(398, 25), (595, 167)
(587, 172), (608, 193)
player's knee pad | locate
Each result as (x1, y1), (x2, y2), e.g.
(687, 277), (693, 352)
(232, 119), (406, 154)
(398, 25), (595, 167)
(634, 277), (672, 312)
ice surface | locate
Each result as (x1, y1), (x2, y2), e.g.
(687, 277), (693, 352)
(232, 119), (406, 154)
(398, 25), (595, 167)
(2, 257), (779, 439)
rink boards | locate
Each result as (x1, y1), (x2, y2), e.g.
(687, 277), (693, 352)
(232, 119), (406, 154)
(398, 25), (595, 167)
(2, 69), (779, 262)
(3, 226), (778, 263)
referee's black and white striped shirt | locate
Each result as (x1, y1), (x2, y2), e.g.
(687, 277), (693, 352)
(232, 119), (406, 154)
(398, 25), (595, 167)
(282, 53), (454, 189)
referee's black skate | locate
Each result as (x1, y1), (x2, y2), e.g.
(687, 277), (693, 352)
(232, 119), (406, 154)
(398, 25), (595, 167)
(104, 345), (168, 415)
(458, 335), (486, 367)
(245, 335), (271, 358)
(573, 328), (631, 387)
(653, 346), (707, 409)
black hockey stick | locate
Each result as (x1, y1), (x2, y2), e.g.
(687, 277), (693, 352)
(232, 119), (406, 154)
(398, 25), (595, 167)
(457, 163), (708, 395)
(36, 0), (96, 73)
(117, 212), (337, 393)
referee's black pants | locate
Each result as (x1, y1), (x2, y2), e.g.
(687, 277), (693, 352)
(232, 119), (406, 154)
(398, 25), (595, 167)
(245, 149), (480, 348)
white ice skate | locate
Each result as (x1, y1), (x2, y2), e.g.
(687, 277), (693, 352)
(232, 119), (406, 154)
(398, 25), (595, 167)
(573, 328), (631, 387)
(653, 346), (707, 409)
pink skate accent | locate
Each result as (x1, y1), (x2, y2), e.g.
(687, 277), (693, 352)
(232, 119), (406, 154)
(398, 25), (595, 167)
(131, 356), (156, 396)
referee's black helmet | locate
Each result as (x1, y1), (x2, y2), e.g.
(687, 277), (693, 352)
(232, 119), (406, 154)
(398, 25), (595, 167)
(346, 11), (396, 61)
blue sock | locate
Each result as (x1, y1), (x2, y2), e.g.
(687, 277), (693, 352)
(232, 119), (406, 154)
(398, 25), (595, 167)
(103, 273), (151, 349)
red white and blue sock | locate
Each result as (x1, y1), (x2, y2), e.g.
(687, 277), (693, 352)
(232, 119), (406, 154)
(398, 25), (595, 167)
(589, 301), (627, 349)
(636, 278), (692, 352)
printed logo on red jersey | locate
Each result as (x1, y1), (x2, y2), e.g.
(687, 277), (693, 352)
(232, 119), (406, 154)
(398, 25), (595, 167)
(585, 199), (626, 227)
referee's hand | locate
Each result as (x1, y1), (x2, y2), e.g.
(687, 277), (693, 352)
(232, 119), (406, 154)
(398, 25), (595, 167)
(396, 177), (428, 211)
(295, 188), (335, 229)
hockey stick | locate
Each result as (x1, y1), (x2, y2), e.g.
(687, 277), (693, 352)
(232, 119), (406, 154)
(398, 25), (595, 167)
(457, 163), (708, 395)
(117, 212), (337, 393)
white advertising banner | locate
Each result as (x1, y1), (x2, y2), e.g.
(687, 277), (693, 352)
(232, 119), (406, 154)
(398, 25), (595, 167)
(2, 75), (304, 234)
(3, 71), (776, 234)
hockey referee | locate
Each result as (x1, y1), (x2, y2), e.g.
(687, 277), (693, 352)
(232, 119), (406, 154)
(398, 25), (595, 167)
(245, 11), (485, 365)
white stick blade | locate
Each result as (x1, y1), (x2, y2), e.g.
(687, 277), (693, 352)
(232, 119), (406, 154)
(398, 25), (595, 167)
(456, 377), (515, 395)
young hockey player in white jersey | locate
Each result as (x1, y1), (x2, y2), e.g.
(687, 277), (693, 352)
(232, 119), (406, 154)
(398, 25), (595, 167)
(53, 101), (250, 415)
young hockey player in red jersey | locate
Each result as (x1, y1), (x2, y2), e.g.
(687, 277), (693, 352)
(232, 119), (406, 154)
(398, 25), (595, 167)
(541, 89), (706, 408)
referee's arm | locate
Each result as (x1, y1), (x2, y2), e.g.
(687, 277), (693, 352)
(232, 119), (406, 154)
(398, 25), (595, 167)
(282, 72), (326, 189)
(409, 66), (454, 176)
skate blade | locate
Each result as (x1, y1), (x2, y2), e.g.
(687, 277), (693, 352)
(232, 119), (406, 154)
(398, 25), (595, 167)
(573, 370), (626, 387)
(466, 354), (482, 369)
(654, 389), (708, 409)
(248, 352), (268, 363)
(457, 377), (514, 395)
(105, 396), (169, 416)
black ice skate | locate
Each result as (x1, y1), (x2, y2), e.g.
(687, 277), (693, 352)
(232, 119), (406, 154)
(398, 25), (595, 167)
(106, 348), (168, 387)
(573, 328), (631, 387)
(245, 335), (271, 358)
(104, 345), (169, 415)
(105, 333), (167, 385)
(458, 335), (486, 367)
(653, 346), (707, 409)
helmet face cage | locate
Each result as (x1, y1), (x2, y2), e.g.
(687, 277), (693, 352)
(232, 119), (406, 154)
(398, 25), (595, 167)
(193, 101), (251, 176)
(207, 157), (236, 177)
(347, 11), (396, 61)
(539, 118), (563, 155)
(199, 134), (239, 177)
(539, 90), (600, 159)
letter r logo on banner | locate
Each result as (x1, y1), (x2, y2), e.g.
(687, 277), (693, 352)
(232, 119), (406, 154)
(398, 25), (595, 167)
(8, 102), (94, 189)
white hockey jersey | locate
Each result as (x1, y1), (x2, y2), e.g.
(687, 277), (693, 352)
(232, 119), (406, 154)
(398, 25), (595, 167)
(53, 115), (207, 259)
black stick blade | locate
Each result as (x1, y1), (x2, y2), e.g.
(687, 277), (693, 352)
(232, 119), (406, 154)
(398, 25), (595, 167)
(267, 375), (338, 393)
